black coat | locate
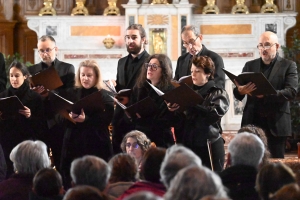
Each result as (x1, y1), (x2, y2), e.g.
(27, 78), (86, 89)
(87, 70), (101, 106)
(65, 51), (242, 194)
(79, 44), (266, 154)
(174, 45), (225, 88)
(0, 53), (6, 93)
(233, 56), (298, 137)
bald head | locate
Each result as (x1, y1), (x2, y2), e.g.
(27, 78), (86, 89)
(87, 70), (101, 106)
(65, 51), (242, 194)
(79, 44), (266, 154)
(259, 31), (279, 44)
(258, 31), (279, 64)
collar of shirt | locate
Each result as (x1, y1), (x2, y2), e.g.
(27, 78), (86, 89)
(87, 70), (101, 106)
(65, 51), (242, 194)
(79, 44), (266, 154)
(41, 58), (56, 69)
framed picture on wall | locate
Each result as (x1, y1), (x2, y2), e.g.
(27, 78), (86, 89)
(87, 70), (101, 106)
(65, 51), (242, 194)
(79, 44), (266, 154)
(282, 0), (296, 12)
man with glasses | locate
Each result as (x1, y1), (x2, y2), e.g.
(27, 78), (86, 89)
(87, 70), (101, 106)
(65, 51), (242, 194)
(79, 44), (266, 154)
(112, 24), (149, 154)
(175, 25), (225, 88)
(233, 31), (298, 158)
(28, 35), (75, 171)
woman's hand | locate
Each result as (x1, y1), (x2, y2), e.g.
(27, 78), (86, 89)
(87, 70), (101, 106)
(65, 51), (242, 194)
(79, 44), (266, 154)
(165, 101), (180, 112)
(69, 109), (86, 123)
(19, 106), (31, 118)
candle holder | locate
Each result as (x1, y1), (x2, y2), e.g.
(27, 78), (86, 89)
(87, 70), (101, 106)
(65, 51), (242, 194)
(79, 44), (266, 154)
(103, 36), (115, 49)
(71, 0), (89, 16)
(39, 0), (57, 16)
(232, 0), (249, 14)
(261, 0), (278, 13)
(203, 0), (219, 14)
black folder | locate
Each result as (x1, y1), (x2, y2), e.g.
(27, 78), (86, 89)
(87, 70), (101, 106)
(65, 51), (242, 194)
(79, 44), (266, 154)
(0, 96), (25, 119)
(222, 68), (277, 96)
(30, 66), (63, 91)
(104, 80), (132, 98)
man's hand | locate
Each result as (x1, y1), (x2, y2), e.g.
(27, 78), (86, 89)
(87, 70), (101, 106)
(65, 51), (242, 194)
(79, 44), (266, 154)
(32, 85), (49, 97)
(234, 80), (256, 96)
(165, 101), (180, 112)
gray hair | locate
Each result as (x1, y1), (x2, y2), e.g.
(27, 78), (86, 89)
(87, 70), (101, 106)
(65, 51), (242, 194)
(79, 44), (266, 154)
(181, 25), (199, 36)
(70, 155), (111, 191)
(159, 145), (202, 188)
(38, 35), (56, 44)
(228, 132), (265, 168)
(164, 165), (228, 200)
(10, 140), (50, 174)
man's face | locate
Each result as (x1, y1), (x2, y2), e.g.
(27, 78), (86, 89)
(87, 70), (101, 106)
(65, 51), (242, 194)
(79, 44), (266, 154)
(258, 33), (279, 64)
(125, 29), (145, 55)
(37, 39), (57, 65)
(181, 30), (203, 56)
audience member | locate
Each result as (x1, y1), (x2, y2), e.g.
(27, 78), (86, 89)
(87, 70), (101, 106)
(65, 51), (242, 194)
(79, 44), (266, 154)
(164, 165), (228, 200)
(118, 147), (166, 200)
(0, 140), (51, 200)
(63, 185), (108, 200)
(124, 191), (163, 200)
(219, 132), (265, 200)
(270, 183), (300, 200)
(112, 24), (149, 154)
(30, 168), (64, 200)
(159, 144), (202, 188)
(237, 124), (270, 167)
(120, 130), (151, 168)
(106, 153), (138, 198)
(256, 162), (297, 200)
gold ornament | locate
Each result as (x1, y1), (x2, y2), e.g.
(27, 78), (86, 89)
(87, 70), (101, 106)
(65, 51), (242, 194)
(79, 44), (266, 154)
(71, 0), (89, 16)
(203, 0), (219, 14)
(103, 36), (115, 49)
(39, 0), (56, 16)
(231, 0), (249, 14)
(261, 0), (278, 13)
(103, 0), (120, 16)
(151, 0), (168, 5)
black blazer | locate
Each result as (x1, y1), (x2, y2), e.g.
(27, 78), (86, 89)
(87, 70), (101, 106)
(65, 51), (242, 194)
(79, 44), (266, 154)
(0, 53), (6, 93)
(174, 45), (225, 88)
(233, 56), (298, 137)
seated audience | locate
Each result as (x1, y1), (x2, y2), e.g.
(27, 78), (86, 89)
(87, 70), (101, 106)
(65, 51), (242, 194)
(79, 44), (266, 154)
(159, 144), (202, 188)
(106, 153), (138, 198)
(270, 183), (300, 200)
(30, 168), (64, 200)
(0, 140), (51, 200)
(256, 162), (297, 200)
(164, 165), (228, 200)
(117, 147), (166, 200)
(237, 124), (270, 167)
(120, 130), (151, 168)
(63, 185), (108, 200)
(219, 132), (265, 200)
(124, 191), (163, 200)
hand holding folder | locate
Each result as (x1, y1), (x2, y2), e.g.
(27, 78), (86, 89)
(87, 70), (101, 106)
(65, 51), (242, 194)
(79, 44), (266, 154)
(30, 66), (63, 91)
(0, 96), (25, 119)
(222, 68), (276, 96)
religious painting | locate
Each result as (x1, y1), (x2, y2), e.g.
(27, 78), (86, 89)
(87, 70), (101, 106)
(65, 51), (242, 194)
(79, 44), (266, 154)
(46, 26), (57, 36)
(265, 24), (277, 33)
(149, 28), (167, 55)
(282, 0), (295, 12)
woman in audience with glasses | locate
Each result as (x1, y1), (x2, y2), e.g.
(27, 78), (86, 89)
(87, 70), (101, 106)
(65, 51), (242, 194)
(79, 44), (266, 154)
(60, 59), (114, 188)
(122, 54), (179, 148)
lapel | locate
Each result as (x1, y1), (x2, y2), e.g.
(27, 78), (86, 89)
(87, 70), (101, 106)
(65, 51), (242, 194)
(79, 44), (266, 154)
(268, 56), (282, 82)
(250, 59), (261, 73)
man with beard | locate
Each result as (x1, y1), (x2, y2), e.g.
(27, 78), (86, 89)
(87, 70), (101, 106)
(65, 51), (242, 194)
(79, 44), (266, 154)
(233, 31), (298, 158)
(28, 35), (75, 170)
(112, 24), (149, 153)
(175, 25), (225, 88)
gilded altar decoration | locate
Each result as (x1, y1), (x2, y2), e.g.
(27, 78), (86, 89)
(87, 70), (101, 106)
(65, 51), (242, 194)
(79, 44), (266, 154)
(147, 15), (169, 25)
(231, 0), (249, 14)
(71, 0), (89, 16)
(150, 28), (166, 55)
(261, 0), (278, 13)
(104, 0), (120, 16)
(39, 0), (57, 16)
(203, 0), (219, 14)
(151, 0), (168, 5)
(103, 35), (115, 49)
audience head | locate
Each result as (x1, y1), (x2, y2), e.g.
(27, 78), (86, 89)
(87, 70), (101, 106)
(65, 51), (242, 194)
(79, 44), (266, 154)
(10, 140), (50, 174)
(70, 155), (111, 191)
(9, 61), (30, 88)
(164, 165), (228, 200)
(160, 144), (202, 188)
(75, 59), (104, 90)
(108, 153), (138, 183)
(191, 56), (215, 86)
(270, 183), (300, 200)
(238, 124), (270, 166)
(181, 25), (202, 56)
(121, 130), (151, 165)
(256, 162), (296, 200)
(63, 185), (108, 200)
(228, 132), (265, 168)
(33, 168), (63, 198)
(124, 191), (163, 200)
(125, 24), (147, 55)
(140, 147), (166, 183)
(136, 54), (173, 90)
(37, 35), (57, 65)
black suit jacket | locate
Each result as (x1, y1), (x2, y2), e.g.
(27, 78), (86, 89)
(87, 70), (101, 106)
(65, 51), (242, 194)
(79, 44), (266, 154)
(174, 45), (225, 88)
(0, 53), (7, 93)
(233, 56), (298, 137)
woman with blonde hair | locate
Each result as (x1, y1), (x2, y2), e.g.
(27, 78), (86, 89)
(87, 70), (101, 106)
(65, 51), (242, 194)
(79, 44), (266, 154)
(60, 59), (114, 188)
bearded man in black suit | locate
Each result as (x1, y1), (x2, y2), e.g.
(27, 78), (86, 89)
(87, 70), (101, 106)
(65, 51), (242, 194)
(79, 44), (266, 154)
(28, 35), (75, 170)
(233, 31), (298, 158)
(112, 24), (149, 153)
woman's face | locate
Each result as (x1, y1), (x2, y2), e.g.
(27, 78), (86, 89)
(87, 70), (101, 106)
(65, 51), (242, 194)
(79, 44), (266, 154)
(146, 58), (162, 86)
(9, 67), (26, 89)
(125, 137), (143, 162)
(80, 66), (96, 89)
(191, 64), (209, 86)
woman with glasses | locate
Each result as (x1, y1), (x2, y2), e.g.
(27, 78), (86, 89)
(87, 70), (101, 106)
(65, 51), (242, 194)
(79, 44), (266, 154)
(60, 59), (114, 188)
(125, 54), (179, 148)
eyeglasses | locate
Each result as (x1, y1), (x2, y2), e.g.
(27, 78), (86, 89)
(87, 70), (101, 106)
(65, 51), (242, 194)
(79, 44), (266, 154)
(38, 47), (56, 54)
(257, 43), (276, 50)
(125, 142), (139, 149)
(183, 36), (199, 48)
(145, 63), (160, 71)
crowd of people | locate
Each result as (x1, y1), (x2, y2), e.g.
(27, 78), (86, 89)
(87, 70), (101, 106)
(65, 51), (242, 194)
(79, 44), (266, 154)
(0, 22), (298, 200)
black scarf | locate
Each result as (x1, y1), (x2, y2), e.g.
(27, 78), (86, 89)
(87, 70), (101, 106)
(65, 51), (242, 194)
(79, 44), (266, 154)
(7, 81), (30, 99)
(192, 80), (216, 99)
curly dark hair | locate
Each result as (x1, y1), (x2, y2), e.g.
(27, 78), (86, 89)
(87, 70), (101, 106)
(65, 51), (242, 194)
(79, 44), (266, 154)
(120, 130), (151, 154)
(192, 56), (215, 80)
